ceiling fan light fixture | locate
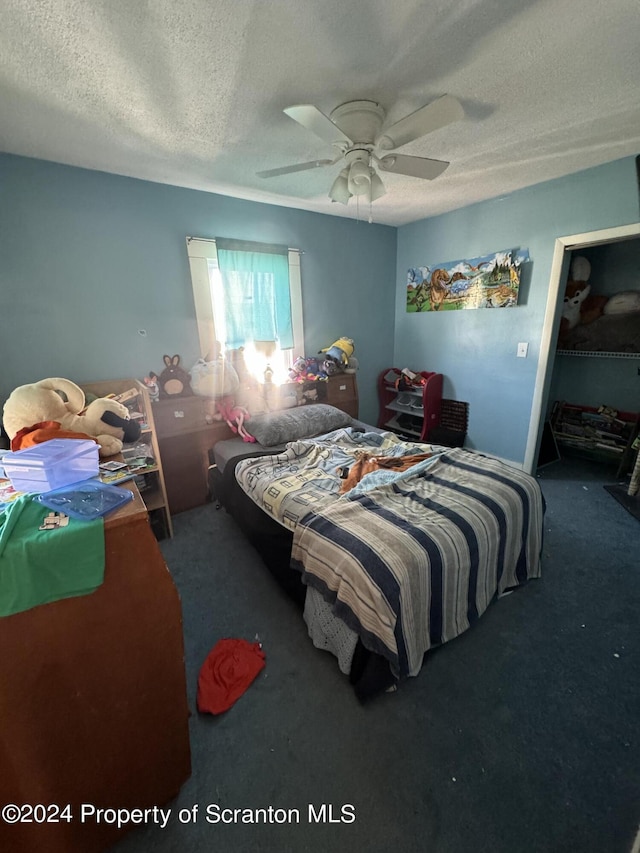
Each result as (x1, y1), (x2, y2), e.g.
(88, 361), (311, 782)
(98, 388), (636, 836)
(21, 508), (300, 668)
(369, 169), (386, 202)
(347, 160), (371, 196)
(264, 93), (463, 209)
(329, 168), (352, 204)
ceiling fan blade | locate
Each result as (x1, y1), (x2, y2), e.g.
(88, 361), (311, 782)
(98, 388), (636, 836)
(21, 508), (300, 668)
(376, 94), (463, 151)
(283, 104), (353, 147)
(256, 158), (336, 178)
(377, 154), (450, 180)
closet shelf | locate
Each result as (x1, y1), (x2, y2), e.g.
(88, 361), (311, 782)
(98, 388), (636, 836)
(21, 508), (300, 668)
(556, 349), (639, 359)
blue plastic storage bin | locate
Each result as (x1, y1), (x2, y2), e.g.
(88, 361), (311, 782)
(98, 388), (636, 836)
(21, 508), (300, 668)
(2, 439), (99, 493)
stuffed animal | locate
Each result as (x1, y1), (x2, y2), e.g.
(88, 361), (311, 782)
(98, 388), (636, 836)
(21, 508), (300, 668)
(559, 256), (640, 342)
(288, 356), (308, 381)
(319, 337), (355, 370)
(158, 355), (193, 398)
(2, 378), (141, 457)
(189, 357), (239, 398)
(144, 372), (160, 402)
(559, 257), (606, 340)
(602, 291), (640, 315)
(288, 356), (328, 382)
(561, 280), (598, 334)
(214, 397), (255, 443)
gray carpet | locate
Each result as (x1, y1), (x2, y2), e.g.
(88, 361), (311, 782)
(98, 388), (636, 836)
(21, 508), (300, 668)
(112, 457), (640, 853)
(604, 483), (640, 522)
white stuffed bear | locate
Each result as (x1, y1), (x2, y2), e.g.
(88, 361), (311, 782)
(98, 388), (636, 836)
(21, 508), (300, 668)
(3, 378), (141, 457)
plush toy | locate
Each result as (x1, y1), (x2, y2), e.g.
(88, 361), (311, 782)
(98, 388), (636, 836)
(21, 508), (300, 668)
(288, 356), (328, 382)
(2, 378), (141, 457)
(319, 337), (355, 370)
(602, 291), (640, 315)
(288, 356), (307, 381)
(559, 257), (606, 340)
(561, 280), (597, 334)
(189, 356), (239, 399)
(158, 354), (193, 398)
(144, 372), (160, 402)
(214, 397), (255, 442)
(559, 256), (640, 342)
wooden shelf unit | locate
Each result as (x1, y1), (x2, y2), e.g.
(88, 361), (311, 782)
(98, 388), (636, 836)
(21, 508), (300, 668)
(81, 378), (173, 538)
(377, 368), (443, 442)
(550, 400), (639, 477)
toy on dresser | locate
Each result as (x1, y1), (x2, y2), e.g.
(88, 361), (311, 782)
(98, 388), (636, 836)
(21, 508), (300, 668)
(144, 373), (160, 402)
(157, 355), (193, 398)
(318, 337), (355, 375)
(214, 397), (255, 443)
(2, 378), (141, 457)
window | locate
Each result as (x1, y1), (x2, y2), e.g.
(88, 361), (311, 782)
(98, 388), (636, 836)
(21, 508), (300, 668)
(186, 237), (304, 384)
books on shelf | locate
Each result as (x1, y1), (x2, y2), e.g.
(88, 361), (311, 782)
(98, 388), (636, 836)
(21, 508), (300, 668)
(551, 401), (636, 460)
(97, 463), (153, 486)
(97, 441), (156, 485)
(103, 387), (149, 430)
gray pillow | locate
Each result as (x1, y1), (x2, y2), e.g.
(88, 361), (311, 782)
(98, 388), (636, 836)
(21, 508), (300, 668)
(248, 404), (353, 447)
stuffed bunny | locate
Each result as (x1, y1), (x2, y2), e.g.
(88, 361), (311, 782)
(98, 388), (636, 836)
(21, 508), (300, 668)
(158, 355), (193, 398)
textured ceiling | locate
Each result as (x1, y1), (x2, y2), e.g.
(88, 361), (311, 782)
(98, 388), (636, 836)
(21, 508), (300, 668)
(1, 0), (639, 226)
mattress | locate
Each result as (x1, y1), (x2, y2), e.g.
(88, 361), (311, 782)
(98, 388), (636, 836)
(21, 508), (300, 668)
(212, 436), (285, 473)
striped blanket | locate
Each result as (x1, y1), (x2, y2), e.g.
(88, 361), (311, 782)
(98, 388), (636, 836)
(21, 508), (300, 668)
(236, 432), (544, 679)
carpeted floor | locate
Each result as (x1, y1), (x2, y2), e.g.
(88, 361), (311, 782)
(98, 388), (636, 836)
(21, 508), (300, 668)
(111, 456), (639, 853)
(604, 484), (640, 523)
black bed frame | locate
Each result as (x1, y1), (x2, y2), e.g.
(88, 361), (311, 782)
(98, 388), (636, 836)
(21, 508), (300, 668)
(208, 451), (397, 701)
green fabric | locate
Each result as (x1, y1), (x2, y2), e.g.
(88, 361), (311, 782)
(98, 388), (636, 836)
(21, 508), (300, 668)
(0, 495), (105, 618)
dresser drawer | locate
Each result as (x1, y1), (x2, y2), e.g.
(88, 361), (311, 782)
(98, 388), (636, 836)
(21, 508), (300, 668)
(326, 374), (356, 403)
(153, 396), (208, 438)
(325, 374), (358, 418)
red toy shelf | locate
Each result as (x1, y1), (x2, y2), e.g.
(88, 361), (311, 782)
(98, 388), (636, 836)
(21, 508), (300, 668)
(377, 368), (443, 442)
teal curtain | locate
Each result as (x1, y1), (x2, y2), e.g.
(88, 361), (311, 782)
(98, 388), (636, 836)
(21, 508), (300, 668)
(216, 239), (293, 349)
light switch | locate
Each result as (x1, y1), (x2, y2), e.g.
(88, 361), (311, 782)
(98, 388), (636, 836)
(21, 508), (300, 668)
(517, 342), (529, 358)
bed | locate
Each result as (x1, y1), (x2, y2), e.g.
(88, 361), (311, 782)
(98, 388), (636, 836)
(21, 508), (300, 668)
(209, 404), (544, 698)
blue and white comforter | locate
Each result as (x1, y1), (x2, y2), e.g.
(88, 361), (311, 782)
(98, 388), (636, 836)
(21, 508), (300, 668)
(236, 431), (544, 679)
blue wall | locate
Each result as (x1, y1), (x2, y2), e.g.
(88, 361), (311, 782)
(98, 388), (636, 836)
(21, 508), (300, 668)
(395, 157), (640, 464)
(2, 152), (638, 459)
(0, 154), (397, 424)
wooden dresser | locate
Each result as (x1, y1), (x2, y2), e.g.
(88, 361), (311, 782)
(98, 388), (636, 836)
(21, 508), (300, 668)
(323, 372), (359, 419)
(0, 484), (191, 853)
(153, 395), (233, 514)
(274, 372), (359, 418)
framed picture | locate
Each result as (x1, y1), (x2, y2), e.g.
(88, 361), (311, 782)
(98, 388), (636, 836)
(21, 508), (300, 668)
(407, 249), (529, 312)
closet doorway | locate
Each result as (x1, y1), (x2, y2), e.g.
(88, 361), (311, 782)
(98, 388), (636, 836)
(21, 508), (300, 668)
(524, 222), (640, 476)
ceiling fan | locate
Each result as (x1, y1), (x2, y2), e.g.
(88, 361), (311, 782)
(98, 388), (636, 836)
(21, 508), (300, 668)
(256, 94), (464, 205)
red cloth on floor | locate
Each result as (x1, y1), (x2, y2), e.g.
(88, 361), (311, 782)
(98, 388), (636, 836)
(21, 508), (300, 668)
(197, 638), (266, 714)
